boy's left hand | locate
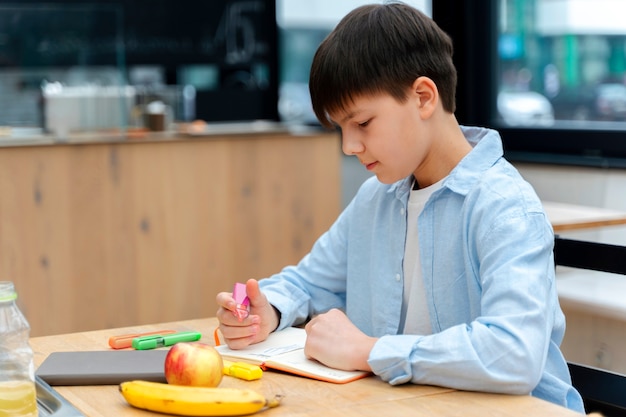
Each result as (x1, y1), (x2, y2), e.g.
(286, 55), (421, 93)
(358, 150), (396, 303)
(304, 308), (377, 372)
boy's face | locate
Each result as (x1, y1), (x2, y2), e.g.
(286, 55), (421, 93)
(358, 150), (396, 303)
(329, 91), (434, 185)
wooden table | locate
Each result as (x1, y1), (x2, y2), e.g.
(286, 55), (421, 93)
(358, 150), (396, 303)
(30, 318), (581, 417)
(543, 200), (626, 232)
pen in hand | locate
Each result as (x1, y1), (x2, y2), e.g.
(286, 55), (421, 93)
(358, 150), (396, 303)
(232, 282), (250, 322)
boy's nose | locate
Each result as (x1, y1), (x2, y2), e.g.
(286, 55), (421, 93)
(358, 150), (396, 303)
(341, 133), (364, 155)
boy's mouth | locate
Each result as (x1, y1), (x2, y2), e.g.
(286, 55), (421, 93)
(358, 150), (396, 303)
(364, 161), (378, 171)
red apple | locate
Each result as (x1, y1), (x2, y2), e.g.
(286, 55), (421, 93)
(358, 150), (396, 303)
(164, 342), (224, 387)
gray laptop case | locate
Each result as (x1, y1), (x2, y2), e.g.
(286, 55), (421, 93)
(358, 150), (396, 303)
(36, 350), (168, 386)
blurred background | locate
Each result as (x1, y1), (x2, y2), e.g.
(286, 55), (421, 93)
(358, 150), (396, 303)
(1, 0), (626, 380)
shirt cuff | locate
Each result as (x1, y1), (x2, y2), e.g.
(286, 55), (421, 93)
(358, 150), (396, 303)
(368, 334), (421, 385)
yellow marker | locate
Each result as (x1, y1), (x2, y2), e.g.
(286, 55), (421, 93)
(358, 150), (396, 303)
(223, 360), (263, 381)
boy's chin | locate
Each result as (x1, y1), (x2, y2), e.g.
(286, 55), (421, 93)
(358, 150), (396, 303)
(375, 174), (400, 185)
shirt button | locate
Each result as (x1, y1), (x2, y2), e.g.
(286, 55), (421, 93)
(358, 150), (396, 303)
(400, 208), (405, 215)
(395, 274), (401, 282)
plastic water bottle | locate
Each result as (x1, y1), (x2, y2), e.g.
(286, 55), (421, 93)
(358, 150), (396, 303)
(0, 281), (37, 417)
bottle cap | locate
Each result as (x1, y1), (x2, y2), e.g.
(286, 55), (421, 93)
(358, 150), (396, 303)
(0, 281), (17, 301)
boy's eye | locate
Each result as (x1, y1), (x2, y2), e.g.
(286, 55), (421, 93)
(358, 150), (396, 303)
(358, 119), (370, 128)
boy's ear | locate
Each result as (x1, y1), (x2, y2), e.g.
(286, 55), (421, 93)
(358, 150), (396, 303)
(411, 76), (438, 118)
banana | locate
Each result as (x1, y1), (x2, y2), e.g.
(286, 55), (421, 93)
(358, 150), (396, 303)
(119, 380), (282, 416)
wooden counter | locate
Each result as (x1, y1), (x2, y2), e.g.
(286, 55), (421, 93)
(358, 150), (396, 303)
(1, 130), (341, 336)
(29, 317), (582, 417)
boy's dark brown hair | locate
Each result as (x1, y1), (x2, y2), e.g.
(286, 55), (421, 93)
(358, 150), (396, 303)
(309, 2), (457, 128)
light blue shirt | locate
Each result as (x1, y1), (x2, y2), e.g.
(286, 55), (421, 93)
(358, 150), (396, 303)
(259, 126), (584, 412)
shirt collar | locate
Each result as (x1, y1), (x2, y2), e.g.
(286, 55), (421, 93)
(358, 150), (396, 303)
(387, 126), (503, 199)
(444, 126), (504, 195)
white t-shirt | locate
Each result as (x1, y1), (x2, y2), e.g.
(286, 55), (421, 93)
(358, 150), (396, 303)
(399, 177), (445, 335)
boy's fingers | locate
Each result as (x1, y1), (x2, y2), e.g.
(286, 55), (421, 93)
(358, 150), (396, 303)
(216, 291), (237, 311)
(245, 279), (263, 304)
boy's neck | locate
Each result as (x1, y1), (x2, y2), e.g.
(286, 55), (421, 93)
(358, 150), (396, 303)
(413, 115), (472, 188)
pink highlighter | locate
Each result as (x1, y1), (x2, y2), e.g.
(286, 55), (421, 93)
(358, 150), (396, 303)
(232, 282), (250, 322)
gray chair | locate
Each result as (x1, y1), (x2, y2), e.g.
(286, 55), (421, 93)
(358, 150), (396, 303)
(555, 236), (626, 416)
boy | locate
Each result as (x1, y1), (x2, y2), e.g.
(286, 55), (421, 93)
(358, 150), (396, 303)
(216, 2), (584, 412)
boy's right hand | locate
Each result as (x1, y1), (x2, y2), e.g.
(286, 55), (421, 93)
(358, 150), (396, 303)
(215, 278), (279, 349)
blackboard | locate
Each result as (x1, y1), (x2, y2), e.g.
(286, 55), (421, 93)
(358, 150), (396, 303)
(0, 0), (278, 122)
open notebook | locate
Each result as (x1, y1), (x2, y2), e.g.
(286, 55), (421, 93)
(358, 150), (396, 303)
(215, 327), (370, 384)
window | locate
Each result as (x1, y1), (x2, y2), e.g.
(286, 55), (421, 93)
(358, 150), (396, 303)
(434, 0), (626, 167)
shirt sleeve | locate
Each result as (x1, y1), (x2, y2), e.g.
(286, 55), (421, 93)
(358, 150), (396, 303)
(369, 210), (557, 395)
